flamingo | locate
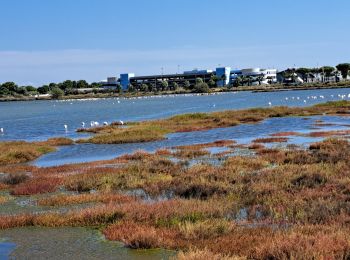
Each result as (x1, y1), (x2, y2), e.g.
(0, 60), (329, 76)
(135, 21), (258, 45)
(103, 122), (109, 126)
(81, 122), (85, 128)
(268, 102), (272, 107)
(0, 128), (3, 134)
(64, 124), (68, 131)
(119, 120), (124, 125)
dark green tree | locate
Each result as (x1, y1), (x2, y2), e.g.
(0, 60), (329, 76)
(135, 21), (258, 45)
(160, 80), (169, 91)
(194, 82), (209, 93)
(1, 82), (18, 93)
(25, 86), (37, 92)
(51, 87), (64, 99)
(76, 80), (89, 89)
(296, 68), (311, 82)
(16, 87), (28, 95)
(128, 84), (135, 93)
(195, 78), (204, 84)
(208, 78), (216, 88)
(183, 80), (191, 90)
(59, 80), (74, 91)
(140, 84), (149, 92)
(0, 84), (10, 95)
(37, 85), (50, 94)
(336, 63), (350, 80)
(320, 66), (335, 81)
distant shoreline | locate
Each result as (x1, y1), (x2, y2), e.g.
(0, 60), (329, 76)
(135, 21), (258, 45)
(1, 82), (350, 102)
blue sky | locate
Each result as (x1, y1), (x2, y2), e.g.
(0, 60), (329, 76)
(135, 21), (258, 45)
(0, 0), (349, 85)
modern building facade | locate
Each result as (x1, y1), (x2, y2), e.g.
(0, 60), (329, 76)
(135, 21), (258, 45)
(230, 68), (277, 85)
(105, 66), (278, 91)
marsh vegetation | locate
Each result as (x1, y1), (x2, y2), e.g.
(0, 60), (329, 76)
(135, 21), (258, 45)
(1, 101), (350, 259)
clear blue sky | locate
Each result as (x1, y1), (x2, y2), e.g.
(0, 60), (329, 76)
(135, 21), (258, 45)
(0, 0), (349, 85)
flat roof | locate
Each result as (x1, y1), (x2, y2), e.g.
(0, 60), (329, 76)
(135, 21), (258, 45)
(131, 71), (214, 80)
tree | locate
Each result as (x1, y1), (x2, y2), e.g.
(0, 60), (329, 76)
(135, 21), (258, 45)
(116, 83), (122, 93)
(195, 78), (204, 84)
(51, 87), (64, 99)
(220, 74), (227, 87)
(25, 86), (37, 92)
(194, 82), (209, 93)
(208, 79), (216, 88)
(170, 82), (179, 91)
(90, 82), (101, 88)
(1, 82), (18, 93)
(59, 80), (74, 91)
(128, 84), (135, 93)
(296, 68), (311, 82)
(336, 63), (350, 80)
(37, 85), (50, 94)
(320, 66), (335, 81)
(76, 80), (89, 89)
(16, 87), (28, 95)
(257, 75), (264, 85)
(160, 80), (169, 91)
(0, 84), (10, 96)
(232, 76), (242, 87)
(183, 80), (191, 90)
(140, 84), (149, 92)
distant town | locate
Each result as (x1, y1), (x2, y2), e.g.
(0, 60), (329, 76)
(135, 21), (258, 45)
(0, 63), (350, 100)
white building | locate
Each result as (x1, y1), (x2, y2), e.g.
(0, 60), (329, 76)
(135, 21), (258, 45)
(241, 68), (277, 85)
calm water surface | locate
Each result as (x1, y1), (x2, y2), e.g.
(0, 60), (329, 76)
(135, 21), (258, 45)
(1, 89), (350, 142)
(34, 115), (350, 167)
(1, 89), (350, 166)
(0, 227), (173, 260)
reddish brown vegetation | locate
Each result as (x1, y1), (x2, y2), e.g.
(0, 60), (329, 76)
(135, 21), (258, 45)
(270, 131), (299, 137)
(252, 137), (289, 143)
(11, 177), (62, 195)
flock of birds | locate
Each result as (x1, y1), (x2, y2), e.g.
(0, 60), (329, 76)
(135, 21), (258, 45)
(63, 120), (124, 132)
(1, 92), (350, 135)
(268, 93), (350, 107)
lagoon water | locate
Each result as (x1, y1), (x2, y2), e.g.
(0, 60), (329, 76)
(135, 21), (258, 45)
(1, 88), (350, 166)
(0, 227), (173, 260)
(34, 115), (350, 167)
(1, 88), (350, 142)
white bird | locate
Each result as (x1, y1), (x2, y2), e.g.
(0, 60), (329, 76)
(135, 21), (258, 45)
(81, 122), (85, 128)
(268, 102), (272, 107)
(64, 124), (68, 131)
(90, 121), (94, 127)
(0, 128), (3, 134)
(94, 121), (100, 127)
(303, 100), (307, 103)
(119, 120), (124, 125)
(103, 121), (109, 126)
(117, 100), (120, 104)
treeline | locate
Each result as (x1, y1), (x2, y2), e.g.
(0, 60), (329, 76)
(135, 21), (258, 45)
(0, 80), (102, 98)
(286, 63), (350, 80)
(128, 77), (217, 94)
